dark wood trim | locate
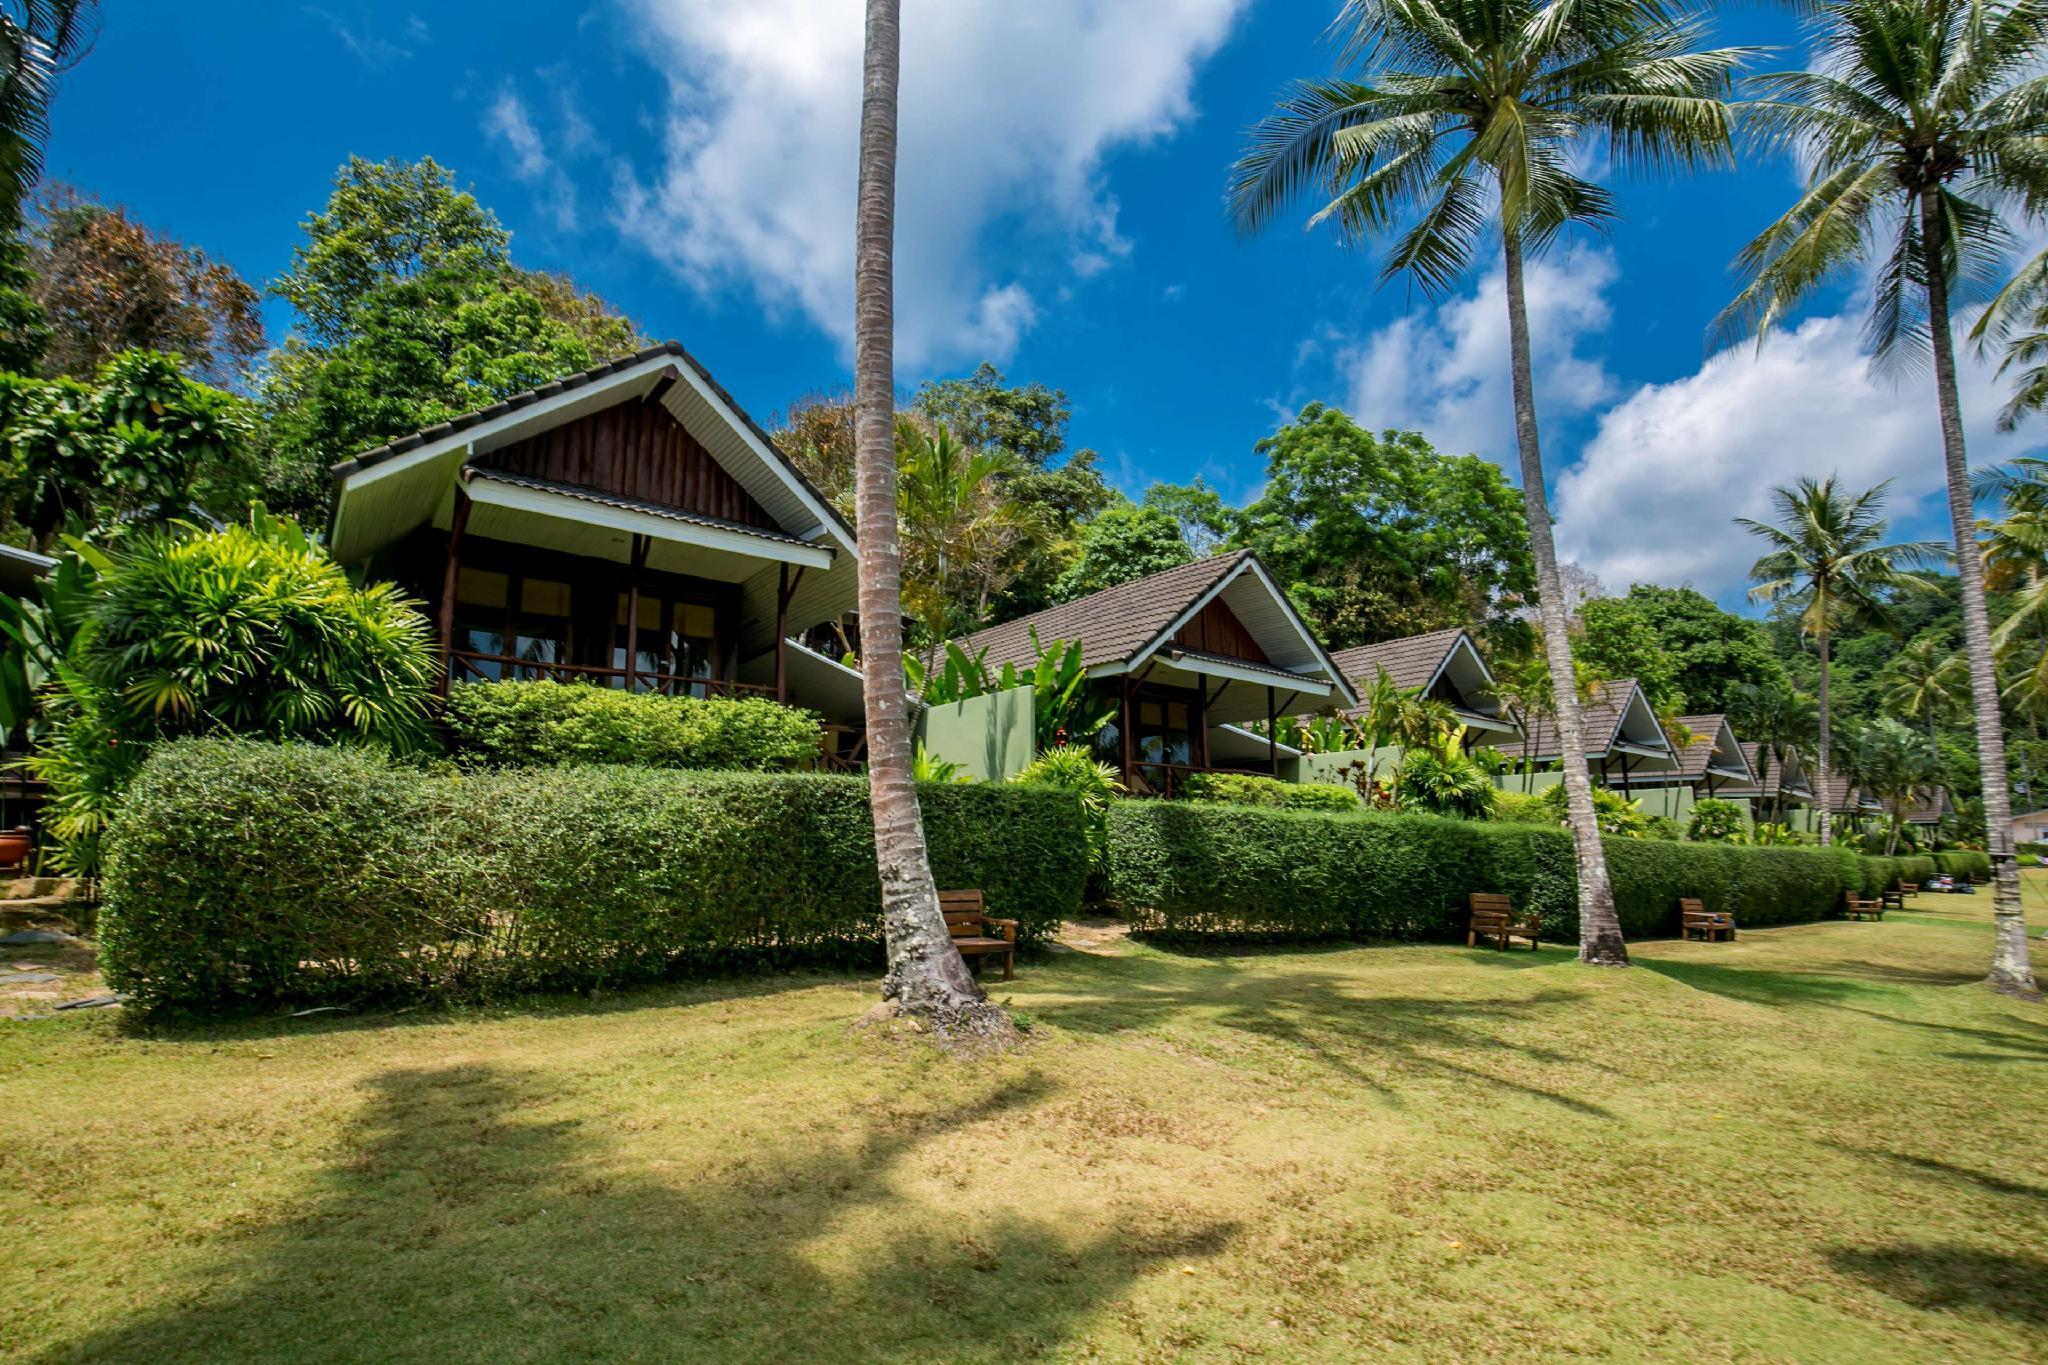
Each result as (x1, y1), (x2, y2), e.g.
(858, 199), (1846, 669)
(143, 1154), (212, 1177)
(1119, 675), (1133, 789)
(1193, 675), (1209, 769)
(436, 489), (471, 697)
(774, 563), (789, 702)
(623, 533), (649, 690)
(1266, 687), (1277, 769)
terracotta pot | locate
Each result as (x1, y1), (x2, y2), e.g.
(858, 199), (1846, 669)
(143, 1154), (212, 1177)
(0, 828), (30, 870)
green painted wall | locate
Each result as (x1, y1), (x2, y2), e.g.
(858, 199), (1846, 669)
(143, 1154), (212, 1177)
(917, 685), (1036, 782)
(1294, 746), (1399, 788)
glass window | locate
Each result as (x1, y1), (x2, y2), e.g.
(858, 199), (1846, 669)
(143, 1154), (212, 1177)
(453, 569), (509, 670)
(514, 577), (572, 666)
(671, 602), (718, 682)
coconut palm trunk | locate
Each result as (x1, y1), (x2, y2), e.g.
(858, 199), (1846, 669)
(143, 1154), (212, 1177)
(851, 0), (997, 1025)
(1814, 614), (1833, 848)
(1503, 225), (1626, 966)
(1920, 189), (2037, 995)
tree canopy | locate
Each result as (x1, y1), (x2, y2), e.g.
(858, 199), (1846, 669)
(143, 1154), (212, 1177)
(1236, 403), (1535, 649)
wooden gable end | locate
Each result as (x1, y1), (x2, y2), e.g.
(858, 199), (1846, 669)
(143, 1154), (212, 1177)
(1172, 597), (1270, 664)
(478, 400), (779, 531)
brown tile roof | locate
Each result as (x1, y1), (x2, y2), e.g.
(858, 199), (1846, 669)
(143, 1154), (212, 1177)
(326, 340), (856, 547)
(1498, 679), (1638, 763)
(1327, 627), (1467, 694)
(1719, 742), (1808, 799)
(1904, 786), (1951, 825)
(1667, 714), (1742, 784)
(959, 551), (1252, 672)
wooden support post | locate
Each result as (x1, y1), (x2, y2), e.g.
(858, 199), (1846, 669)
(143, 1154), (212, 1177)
(1193, 674), (1209, 770)
(1120, 676), (1134, 790)
(622, 534), (648, 691)
(775, 562), (789, 703)
(1266, 686), (1277, 773)
(436, 488), (471, 697)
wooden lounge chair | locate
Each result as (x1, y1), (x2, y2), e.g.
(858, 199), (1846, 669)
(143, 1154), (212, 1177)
(1678, 897), (1735, 942)
(941, 890), (1017, 981)
(1842, 894), (1885, 921)
(1467, 892), (1540, 951)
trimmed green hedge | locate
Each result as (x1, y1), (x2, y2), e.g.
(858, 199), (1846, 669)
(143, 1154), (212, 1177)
(1105, 800), (1871, 942)
(100, 739), (1086, 1010)
(441, 679), (823, 771)
(1933, 850), (1990, 880)
(1175, 770), (1360, 812)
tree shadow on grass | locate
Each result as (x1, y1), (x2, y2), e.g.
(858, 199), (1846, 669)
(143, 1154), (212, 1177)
(1824, 1143), (2048, 1203)
(1828, 1243), (2048, 1328)
(33, 1063), (1232, 1365)
(1631, 957), (1907, 1009)
(1032, 951), (1617, 1120)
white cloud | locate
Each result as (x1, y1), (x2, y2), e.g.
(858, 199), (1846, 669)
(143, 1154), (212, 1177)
(1552, 315), (2039, 596)
(483, 87), (578, 232)
(1318, 243), (1621, 458)
(305, 5), (421, 68)
(614, 0), (1246, 368)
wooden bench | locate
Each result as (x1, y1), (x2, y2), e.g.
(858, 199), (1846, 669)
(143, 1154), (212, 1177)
(1880, 887), (1905, 911)
(1843, 895), (1885, 921)
(941, 890), (1017, 981)
(1898, 882), (1920, 898)
(1678, 897), (1735, 942)
(1467, 892), (1540, 951)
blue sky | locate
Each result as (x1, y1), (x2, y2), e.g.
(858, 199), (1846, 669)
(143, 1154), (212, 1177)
(43, 1), (2045, 604)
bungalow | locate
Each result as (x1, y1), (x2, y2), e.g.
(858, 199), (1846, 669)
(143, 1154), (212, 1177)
(1647, 714), (1757, 796)
(1326, 627), (1522, 749)
(1717, 742), (1814, 823)
(956, 551), (1358, 796)
(2012, 808), (2048, 844)
(1498, 678), (1680, 792)
(1902, 786), (1954, 830)
(324, 344), (872, 751)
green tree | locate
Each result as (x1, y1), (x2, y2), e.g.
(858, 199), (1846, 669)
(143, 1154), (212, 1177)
(1740, 476), (1941, 849)
(0, 2), (95, 228)
(913, 362), (1069, 468)
(1728, 679), (1818, 828)
(1229, 0), (1748, 968)
(260, 158), (643, 520)
(1236, 405), (1535, 648)
(1576, 596), (1682, 711)
(1053, 502), (1192, 602)
(895, 420), (1038, 641)
(1838, 719), (1941, 856)
(0, 349), (257, 547)
(1620, 583), (1785, 713)
(1143, 478), (1237, 558)
(1724, 0), (2044, 993)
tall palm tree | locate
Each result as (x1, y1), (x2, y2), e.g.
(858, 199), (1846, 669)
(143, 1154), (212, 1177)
(895, 419), (1038, 643)
(1839, 719), (1941, 857)
(1720, 0), (2043, 994)
(1980, 458), (2048, 725)
(0, 1), (96, 229)
(1229, 0), (1749, 967)
(1882, 636), (1968, 758)
(1739, 476), (1942, 848)
(850, 0), (997, 1033)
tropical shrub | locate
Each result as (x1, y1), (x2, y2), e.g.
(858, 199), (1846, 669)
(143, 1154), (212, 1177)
(1538, 781), (1651, 836)
(1393, 749), (1497, 819)
(1107, 799), (1870, 942)
(99, 740), (1088, 1010)
(441, 679), (822, 772)
(1491, 789), (1550, 825)
(1014, 744), (1124, 874)
(1177, 769), (1361, 812)
(34, 511), (436, 873)
(1688, 797), (1748, 843)
(1933, 850), (1991, 880)
(908, 631), (1115, 751)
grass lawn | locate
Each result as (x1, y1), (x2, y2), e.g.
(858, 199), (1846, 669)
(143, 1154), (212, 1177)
(4, 887), (2047, 1363)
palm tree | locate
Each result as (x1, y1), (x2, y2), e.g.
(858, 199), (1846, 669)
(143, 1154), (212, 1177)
(1739, 476), (1942, 848)
(1839, 719), (1941, 857)
(1228, 0), (1749, 967)
(895, 419), (1038, 644)
(1720, 0), (2042, 993)
(1882, 635), (1968, 759)
(850, 0), (998, 1034)
(0, 1), (97, 228)
(1729, 680), (1818, 828)
(1981, 458), (2048, 724)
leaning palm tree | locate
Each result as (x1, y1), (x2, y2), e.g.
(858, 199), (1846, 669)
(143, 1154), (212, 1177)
(849, 0), (1001, 1035)
(1739, 476), (1942, 848)
(1720, 0), (2043, 994)
(1229, 0), (1750, 967)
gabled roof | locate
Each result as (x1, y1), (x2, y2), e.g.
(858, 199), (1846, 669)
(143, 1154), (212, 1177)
(1499, 679), (1675, 768)
(1903, 786), (1953, 825)
(1720, 742), (1813, 800)
(1328, 627), (1469, 694)
(958, 552), (1358, 709)
(1817, 774), (1885, 813)
(1664, 714), (1755, 786)
(326, 341), (857, 564)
